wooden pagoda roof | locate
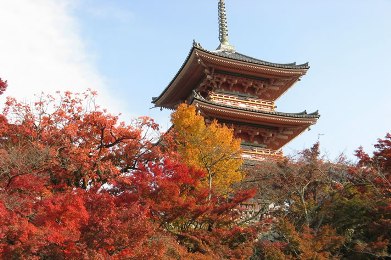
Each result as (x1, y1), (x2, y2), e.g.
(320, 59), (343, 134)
(203, 47), (309, 70)
(152, 42), (310, 109)
(191, 94), (319, 128)
(191, 94), (319, 150)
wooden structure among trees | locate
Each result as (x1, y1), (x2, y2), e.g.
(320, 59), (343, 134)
(153, 0), (319, 160)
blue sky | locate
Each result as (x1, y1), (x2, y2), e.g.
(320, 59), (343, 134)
(1, 0), (390, 160)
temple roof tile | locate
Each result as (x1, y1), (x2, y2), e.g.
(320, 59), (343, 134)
(192, 94), (320, 120)
(193, 41), (309, 70)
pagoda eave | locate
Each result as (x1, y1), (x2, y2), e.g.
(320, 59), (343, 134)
(153, 46), (310, 109)
(192, 98), (319, 127)
(153, 50), (204, 109)
(197, 114), (311, 151)
(196, 49), (308, 78)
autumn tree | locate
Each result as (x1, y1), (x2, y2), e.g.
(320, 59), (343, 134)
(253, 219), (345, 259)
(322, 134), (391, 258)
(0, 85), (258, 259)
(169, 103), (243, 197)
(115, 158), (258, 259)
(0, 77), (7, 136)
(247, 137), (391, 259)
(0, 88), (165, 258)
(241, 142), (349, 225)
(0, 77), (6, 95)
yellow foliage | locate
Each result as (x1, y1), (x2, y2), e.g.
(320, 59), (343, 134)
(171, 103), (243, 195)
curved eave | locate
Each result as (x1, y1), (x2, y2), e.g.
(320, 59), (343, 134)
(207, 49), (309, 69)
(195, 47), (309, 78)
(192, 97), (319, 127)
(153, 44), (310, 108)
(153, 47), (201, 108)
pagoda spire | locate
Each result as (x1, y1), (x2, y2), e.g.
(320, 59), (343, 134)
(217, 0), (235, 52)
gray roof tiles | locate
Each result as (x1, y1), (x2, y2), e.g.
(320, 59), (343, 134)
(193, 94), (320, 119)
(194, 41), (309, 70)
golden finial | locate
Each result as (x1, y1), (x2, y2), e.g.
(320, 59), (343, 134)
(217, 0), (235, 52)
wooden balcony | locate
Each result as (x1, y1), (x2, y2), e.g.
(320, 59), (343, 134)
(241, 146), (283, 161)
(208, 92), (275, 112)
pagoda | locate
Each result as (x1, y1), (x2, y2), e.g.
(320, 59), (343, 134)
(153, 0), (319, 160)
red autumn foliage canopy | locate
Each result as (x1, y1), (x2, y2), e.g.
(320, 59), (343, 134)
(0, 79), (389, 259)
(0, 78), (7, 96)
(0, 84), (257, 259)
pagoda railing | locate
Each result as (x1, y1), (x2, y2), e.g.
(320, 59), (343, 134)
(208, 92), (275, 111)
(241, 146), (283, 161)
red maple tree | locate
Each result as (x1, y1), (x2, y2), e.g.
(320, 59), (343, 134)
(0, 78), (6, 95)
(0, 85), (257, 258)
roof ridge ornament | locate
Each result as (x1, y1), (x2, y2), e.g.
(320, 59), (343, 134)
(217, 0), (235, 53)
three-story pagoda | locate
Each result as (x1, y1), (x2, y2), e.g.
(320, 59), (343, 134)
(153, 0), (319, 160)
